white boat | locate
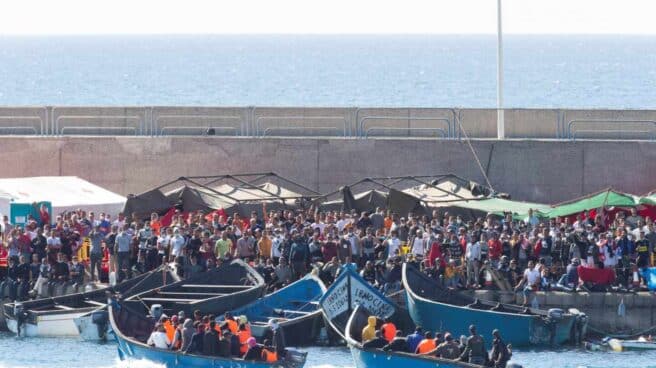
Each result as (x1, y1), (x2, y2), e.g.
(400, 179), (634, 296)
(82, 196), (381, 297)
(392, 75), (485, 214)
(606, 337), (656, 352)
(73, 307), (114, 341)
(4, 267), (177, 338)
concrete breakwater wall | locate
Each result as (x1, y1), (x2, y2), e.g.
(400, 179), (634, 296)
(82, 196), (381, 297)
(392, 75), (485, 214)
(470, 289), (656, 335)
(2, 137), (656, 204)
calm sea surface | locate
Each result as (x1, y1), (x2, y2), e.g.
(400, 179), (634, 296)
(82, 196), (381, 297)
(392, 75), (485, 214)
(0, 35), (655, 108)
(1, 332), (656, 368)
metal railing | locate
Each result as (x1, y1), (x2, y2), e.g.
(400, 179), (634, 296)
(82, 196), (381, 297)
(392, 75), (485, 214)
(566, 119), (656, 140)
(0, 106), (655, 140)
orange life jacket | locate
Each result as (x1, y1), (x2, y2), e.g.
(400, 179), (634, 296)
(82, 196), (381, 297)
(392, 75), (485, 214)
(261, 348), (278, 362)
(416, 338), (436, 354)
(163, 321), (175, 341)
(381, 323), (397, 342)
(226, 319), (239, 334)
(238, 330), (252, 354)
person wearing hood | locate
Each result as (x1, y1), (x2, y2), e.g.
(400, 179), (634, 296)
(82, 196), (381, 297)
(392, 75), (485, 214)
(176, 319), (194, 351)
(268, 319), (286, 358)
(243, 337), (263, 361)
(362, 316), (377, 342)
(183, 321), (204, 354)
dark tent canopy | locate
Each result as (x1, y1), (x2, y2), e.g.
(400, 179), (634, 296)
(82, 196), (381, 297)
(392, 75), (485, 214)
(123, 189), (173, 219)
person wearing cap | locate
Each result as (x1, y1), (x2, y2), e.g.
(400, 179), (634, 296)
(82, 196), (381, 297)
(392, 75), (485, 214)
(267, 318), (286, 358)
(489, 329), (511, 368)
(459, 325), (486, 365)
(426, 332), (461, 359)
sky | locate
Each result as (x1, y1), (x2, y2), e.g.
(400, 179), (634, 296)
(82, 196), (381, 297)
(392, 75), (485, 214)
(0, 0), (655, 35)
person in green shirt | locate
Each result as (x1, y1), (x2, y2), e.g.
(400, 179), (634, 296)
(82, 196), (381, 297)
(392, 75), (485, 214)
(215, 231), (232, 259)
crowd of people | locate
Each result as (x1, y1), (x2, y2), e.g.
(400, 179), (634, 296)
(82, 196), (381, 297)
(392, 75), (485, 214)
(146, 310), (284, 362)
(360, 318), (511, 368)
(1, 203), (656, 303)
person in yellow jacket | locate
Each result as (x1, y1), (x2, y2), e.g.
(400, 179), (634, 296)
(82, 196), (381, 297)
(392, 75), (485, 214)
(361, 315), (377, 342)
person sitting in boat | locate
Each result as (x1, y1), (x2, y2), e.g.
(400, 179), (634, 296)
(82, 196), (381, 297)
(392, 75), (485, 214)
(243, 337), (263, 361)
(459, 325), (486, 365)
(223, 329), (242, 357)
(238, 323), (252, 355)
(363, 330), (388, 349)
(406, 326), (424, 353)
(381, 318), (397, 343)
(489, 329), (511, 368)
(268, 318), (287, 359)
(217, 330), (231, 358)
(415, 331), (437, 354)
(361, 315), (378, 342)
(261, 339), (278, 362)
(202, 321), (221, 356)
(424, 332), (461, 360)
(382, 330), (409, 352)
(147, 323), (171, 349)
(223, 312), (239, 334)
(176, 318), (194, 351)
(183, 321), (205, 354)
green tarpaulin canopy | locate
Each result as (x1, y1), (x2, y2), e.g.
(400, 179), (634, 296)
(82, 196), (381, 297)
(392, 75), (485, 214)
(451, 198), (550, 218)
(545, 189), (639, 218)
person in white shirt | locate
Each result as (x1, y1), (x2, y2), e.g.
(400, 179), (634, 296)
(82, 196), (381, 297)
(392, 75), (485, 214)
(465, 238), (482, 288)
(386, 230), (401, 259)
(147, 324), (171, 349)
(410, 230), (425, 258)
(515, 260), (540, 305)
(169, 228), (186, 262)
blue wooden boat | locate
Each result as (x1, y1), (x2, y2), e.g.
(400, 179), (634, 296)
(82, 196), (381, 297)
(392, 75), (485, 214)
(219, 274), (326, 346)
(344, 305), (482, 368)
(402, 263), (588, 347)
(318, 265), (416, 346)
(109, 296), (308, 368)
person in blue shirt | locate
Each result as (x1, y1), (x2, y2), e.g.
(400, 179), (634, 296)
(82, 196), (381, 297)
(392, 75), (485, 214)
(406, 326), (424, 353)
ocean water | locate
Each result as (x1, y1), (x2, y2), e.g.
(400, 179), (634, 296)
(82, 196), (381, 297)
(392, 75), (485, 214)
(1, 333), (656, 368)
(0, 35), (655, 108)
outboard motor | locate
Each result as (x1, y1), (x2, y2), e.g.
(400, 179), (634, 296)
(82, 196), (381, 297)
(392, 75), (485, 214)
(547, 308), (564, 320)
(150, 304), (163, 321)
(91, 310), (109, 340)
(14, 303), (27, 337)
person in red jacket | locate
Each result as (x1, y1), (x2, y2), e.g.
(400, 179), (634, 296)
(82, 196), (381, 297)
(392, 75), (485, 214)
(487, 233), (503, 268)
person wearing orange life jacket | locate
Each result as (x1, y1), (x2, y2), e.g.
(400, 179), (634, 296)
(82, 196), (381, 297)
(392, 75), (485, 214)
(238, 323), (252, 355)
(381, 319), (397, 343)
(169, 316), (184, 350)
(415, 331), (437, 354)
(261, 339), (278, 362)
(162, 316), (176, 342)
(224, 312), (239, 334)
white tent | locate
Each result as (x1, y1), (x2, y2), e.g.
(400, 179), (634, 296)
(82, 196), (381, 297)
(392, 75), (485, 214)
(0, 176), (126, 218)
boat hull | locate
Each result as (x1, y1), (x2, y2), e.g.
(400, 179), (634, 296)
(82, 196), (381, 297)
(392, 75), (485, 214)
(405, 292), (575, 346)
(349, 345), (472, 368)
(6, 309), (91, 337)
(73, 312), (115, 341)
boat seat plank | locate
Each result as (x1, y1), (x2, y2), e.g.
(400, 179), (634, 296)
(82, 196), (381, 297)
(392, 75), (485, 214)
(180, 284), (251, 289)
(157, 292), (226, 297)
(274, 309), (313, 315)
(141, 297), (202, 303)
(54, 304), (75, 310)
(84, 300), (106, 307)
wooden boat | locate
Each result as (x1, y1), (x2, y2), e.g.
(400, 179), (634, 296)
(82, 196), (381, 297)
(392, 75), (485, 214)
(220, 274), (326, 346)
(318, 265), (413, 345)
(121, 259), (265, 318)
(402, 263), (588, 347)
(109, 296), (308, 368)
(4, 267), (178, 337)
(344, 305), (485, 368)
